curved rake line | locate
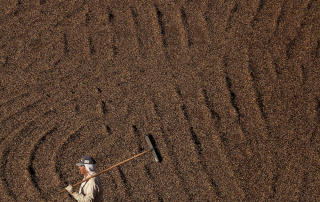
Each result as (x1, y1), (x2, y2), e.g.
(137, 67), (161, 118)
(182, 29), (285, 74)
(225, 3), (238, 32)
(117, 167), (134, 199)
(4, 0), (68, 23)
(0, 98), (43, 122)
(1, 70), (86, 126)
(1, 4), (42, 32)
(107, 173), (120, 201)
(180, 7), (193, 47)
(36, 65), (84, 89)
(143, 164), (164, 202)
(309, 98), (320, 144)
(5, 35), (61, 68)
(266, 3), (315, 197)
(251, 0), (268, 28)
(174, 86), (223, 198)
(150, 98), (196, 201)
(37, 59), (90, 87)
(247, 54), (270, 132)
(223, 53), (275, 200)
(0, 106), (55, 141)
(221, 59), (249, 143)
(197, 33), (249, 199)
(297, 171), (309, 201)
(224, 74), (241, 122)
(238, 49), (277, 200)
(130, 6), (143, 52)
(0, 109), (55, 201)
(284, 3), (313, 61)
(0, 109), (55, 148)
(154, 4), (167, 50)
(4, 7), (86, 63)
(0, 64), (67, 104)
(132, 125), (143, 153)
(159, 126), (195, 201)
(182, 3), (211, 50)
(39, 0), (46, 5)
(27, 113), (86, 195)
(53, 0), (87, 27)
(0, 86), (63, 139)
(200, 86), (249, 198)
(307, 0), (316, 10)
(266, 0), (288, 47)
(317, 98), (320, 124)
(16, 111), (57, 200)
(202, 89), (221, 123)
(249, 0), (285, 115)
(88, 36), (96, 55)
(53, 119), (94, 187)
(0, 92), (31, 109)
(0, 99), (43, 144)
(103, 6), (118, 57)
(27, 127), (58, 201)
(203, 5), (254, 198)
(0, 96), (45, 125)
(275, 0), (288, 29)
(246, 48), (277, 139)
(0, 148), (16, 201)
(0, 79), (67, 123)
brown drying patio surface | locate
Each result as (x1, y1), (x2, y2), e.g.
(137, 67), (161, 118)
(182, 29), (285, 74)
(0, 0), (320, 201)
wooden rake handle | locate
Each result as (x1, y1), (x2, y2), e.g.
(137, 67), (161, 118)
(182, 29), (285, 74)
(60, 149), (151, 193)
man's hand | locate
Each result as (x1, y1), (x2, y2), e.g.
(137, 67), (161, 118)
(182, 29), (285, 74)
(65, 184), (74, 194)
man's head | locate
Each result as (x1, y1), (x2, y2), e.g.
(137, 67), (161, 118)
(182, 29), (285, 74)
(76, 156), (97, 177)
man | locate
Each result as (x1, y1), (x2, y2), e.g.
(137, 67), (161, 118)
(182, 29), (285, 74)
(65, 155), (104, 202)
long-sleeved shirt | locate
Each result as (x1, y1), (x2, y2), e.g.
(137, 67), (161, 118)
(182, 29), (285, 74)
(72, 174), (104, 202)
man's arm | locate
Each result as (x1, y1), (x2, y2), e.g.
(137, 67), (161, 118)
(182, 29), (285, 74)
(71, 179), (98, 202)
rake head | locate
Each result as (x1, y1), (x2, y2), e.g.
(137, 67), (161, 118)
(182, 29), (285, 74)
(145, 135), (162, 163)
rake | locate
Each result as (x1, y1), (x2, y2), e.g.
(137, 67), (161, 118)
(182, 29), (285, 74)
(60, 135), (161, 193)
